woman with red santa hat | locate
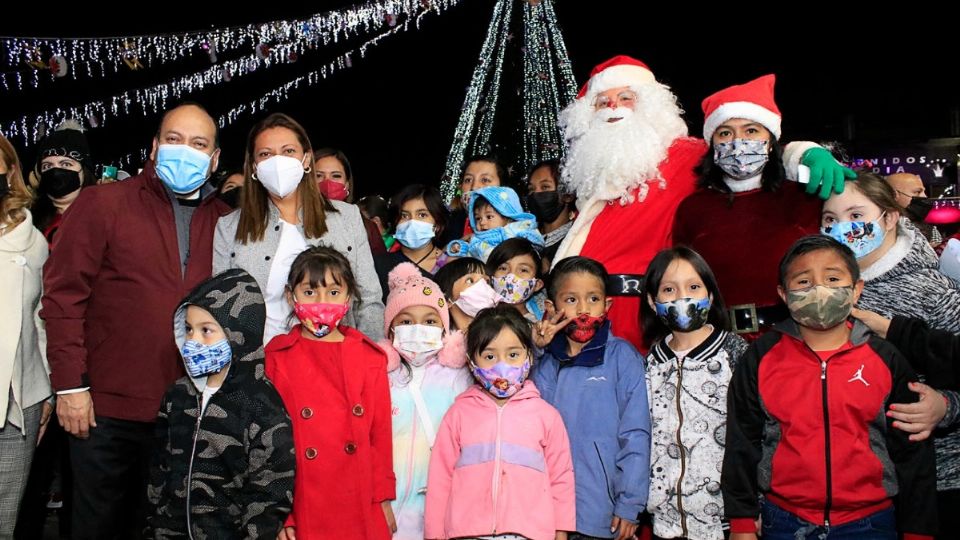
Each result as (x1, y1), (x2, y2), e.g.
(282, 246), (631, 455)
(553, 56), (851, 349)
(672, 74), (840, 340)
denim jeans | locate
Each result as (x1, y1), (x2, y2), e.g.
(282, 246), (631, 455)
(761, 500), (896, 540)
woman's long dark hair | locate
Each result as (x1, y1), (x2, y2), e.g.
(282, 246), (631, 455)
(640, 246), (730, 347)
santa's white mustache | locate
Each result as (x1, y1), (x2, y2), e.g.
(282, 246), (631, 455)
(593, 106), (634, 125)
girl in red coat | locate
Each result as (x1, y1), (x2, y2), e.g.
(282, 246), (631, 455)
(267, 246), (395, 540)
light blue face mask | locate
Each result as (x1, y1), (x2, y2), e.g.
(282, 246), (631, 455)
(155, 144), (213, 194)
(394, 219), (435, 249)
(714, 139), (769, 180)
(180, 338), (232, 378)
(821, 213), (886, 259)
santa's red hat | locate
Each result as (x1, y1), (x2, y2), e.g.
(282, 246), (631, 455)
(702, 74), (782, 142)
(576, 55), (656, 100)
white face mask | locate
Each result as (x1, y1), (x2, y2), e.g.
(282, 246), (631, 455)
(392, 324), (444, 367)
(256, 155), (305, 198)
(453, 279), (501, 317)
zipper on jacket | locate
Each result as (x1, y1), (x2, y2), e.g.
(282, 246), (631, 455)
(492, 403), (506, 534)
(399, 400), (419, 512)
(820, 359), (832, 527)
(185, 395), (206, 540)
(674, 358), (688, 537)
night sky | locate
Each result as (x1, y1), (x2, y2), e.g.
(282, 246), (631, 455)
(2, 4), (956, 198)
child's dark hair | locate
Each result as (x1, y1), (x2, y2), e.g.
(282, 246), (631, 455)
(778, 235), (860, 288)
(286, 245), (358, 296)
(547, 256), (608, 301)
(486, 238), (543, 280)
(434, 257), (487, 299)
(467, 304), (535, 361)
(472, 195), (498, 216)
(389, 184), (450, 243)
(641, 247), (730, 346)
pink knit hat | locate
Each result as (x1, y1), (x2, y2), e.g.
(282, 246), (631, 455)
(379, 262), (465, 372)
(383, 263), (450, 334)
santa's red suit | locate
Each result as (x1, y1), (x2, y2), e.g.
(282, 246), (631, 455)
(553, 58), (813, 349)
(559, 138), (706, 347)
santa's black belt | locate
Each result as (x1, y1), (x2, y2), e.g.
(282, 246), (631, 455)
(728, 303), (790, 334)
(606, 274), (645, 297)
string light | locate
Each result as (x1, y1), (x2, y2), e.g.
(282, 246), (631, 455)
(441, 0), (512, 203)
(1, 0), (442, 87)
(441, 0), (575, 203)
(1, 0), (459, 148)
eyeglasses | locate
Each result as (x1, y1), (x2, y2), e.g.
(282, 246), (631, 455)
(593, 90), (638, 109)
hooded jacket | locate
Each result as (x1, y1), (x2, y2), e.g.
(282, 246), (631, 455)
(446, 186), (545, 261)
(146, 269), (295, 539)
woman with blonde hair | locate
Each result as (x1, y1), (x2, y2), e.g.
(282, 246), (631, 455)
(0, 134), (52, 536)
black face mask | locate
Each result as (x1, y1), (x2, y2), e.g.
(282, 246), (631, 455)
(0, 173), (9, 200)
(218, 188), (241, 209)
(40, 167), (82, 199)
(905, 196), (935, 222)
(526, 191), (565, 224)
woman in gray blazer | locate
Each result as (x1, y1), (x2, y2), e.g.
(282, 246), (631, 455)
(213, 113), (384, 343)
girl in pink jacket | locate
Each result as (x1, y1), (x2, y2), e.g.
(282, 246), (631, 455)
(424, 304), (576, 540)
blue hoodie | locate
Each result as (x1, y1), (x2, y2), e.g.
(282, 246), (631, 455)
(531, 321), (651, 538)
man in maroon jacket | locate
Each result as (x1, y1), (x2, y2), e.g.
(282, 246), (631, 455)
(41, 103), (230, 538)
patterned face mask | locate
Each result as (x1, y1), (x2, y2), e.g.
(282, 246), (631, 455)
(785, 285), (854, 330)
(654, 297), (711, 332)
(821, 214), (886, 259)
(293, 302), (350, 338)
(714, 139), (769, 180)
(470, 359), (531, 399)
(565, 313), (607, 343)
(492, 274), (538, 304)
(181, 339), (232, 378)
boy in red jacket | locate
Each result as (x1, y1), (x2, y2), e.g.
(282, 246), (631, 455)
(722, 235), (937, 539)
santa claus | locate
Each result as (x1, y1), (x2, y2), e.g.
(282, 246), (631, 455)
(553, 56), (848, 348)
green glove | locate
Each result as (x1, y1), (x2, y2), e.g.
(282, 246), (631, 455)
(800, 147), (857, 200)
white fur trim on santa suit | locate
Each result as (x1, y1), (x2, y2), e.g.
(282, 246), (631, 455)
(550, 197), (608, 267)
(782, 141), (820, 181)
(703, 101), (782, 142)
(723, 173), (764, 193)
(584, 64), (655, 100)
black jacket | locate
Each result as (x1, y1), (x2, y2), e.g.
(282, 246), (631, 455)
(146, 269), (295, 539)
(886, 315), (959, 391)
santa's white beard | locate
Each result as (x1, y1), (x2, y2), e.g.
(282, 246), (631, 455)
(560, 83), (688, 205)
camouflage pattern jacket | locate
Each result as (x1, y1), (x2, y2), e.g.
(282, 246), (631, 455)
(146, 269), (296, 539)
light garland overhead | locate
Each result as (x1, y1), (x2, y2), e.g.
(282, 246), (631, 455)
(1, 0), (459, 148)
(1, 0), (438, 87)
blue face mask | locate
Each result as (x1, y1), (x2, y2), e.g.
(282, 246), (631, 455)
(821, 214), (886, 259)
(714, 139), (769, 180)
(394, 219), (435, 249)
(155, 144), (213, 194)
(181, 338), (232, 378)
